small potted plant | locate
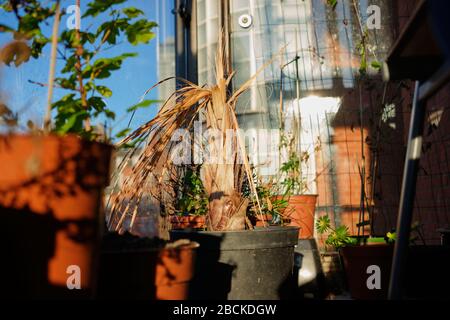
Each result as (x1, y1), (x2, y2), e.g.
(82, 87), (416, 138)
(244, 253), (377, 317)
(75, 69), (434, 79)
(272, 131), (318, 239)
(243, 169), (286, 227)
(169, 166), (208, 229)
(316, 215), (394, 300)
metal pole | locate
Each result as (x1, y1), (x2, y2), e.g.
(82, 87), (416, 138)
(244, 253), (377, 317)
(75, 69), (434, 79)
(175, 0), (186, 82)
(188, 0), (198, 85)
(388, 81), (425, 299)
(174, 0), (198, 84)
(220, 0), (232, 77)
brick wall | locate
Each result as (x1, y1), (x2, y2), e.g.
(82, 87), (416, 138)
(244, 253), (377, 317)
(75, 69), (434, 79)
(384, 0), (450, 244)
(316, 0), (450, 245)
(315, 80), (407, 238)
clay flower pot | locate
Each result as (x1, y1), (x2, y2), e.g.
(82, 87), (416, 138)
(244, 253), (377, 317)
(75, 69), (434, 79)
(340, 244), (393, 300)
(155, 241), (200, 299)
(275, 195), (318, 239)
(0, 134), (113, 298)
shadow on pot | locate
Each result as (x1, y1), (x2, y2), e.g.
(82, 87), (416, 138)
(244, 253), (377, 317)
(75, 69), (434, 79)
(171, 227), (299, 300)
(97, 232), (200, 300)
(0, 207), (96, 299)
(170, 231), (232, 300)
(0, 134), (113, 299)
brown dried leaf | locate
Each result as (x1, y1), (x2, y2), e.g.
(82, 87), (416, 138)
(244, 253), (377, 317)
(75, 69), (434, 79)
(0, 103), (12, 116)
(0, 41), (31, 67)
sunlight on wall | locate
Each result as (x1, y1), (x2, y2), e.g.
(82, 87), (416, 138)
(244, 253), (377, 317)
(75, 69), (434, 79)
(291, 96), (341, 194)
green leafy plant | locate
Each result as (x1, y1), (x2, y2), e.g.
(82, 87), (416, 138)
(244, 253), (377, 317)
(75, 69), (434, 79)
(383, 221), (426, 245)
(176, 168), (208, 216)
(326, 0), (382, 76)
(264, 193), (288, 222)
(316, 214), (425, 249)
(385, 231), (396, 244)
(276, 132), (308, 197)
(316, 216), (357, 249)
(243, 171), (288, 224)
(0, 0), (157, 141)
(264, 131), (309, 224)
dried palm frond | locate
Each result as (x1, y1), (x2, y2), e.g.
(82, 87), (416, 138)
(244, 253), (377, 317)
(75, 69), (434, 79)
(108, 32), (283, 235)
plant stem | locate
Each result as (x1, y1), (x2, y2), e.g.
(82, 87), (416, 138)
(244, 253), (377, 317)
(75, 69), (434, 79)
(44, 0), (61, 132)
(358, 83), (366, 237)
(75, 0), (90, 131)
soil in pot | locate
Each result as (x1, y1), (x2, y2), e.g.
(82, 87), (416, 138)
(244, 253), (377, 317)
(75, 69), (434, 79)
(0, 134), (112, 299)
(340, 244), (393, 300)
(98, 231), (199, 300)
(170, 226), (299, 300)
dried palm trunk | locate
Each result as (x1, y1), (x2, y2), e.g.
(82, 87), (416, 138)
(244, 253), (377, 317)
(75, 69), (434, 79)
(203, 84), (244, 230)
(108, 32), (282, 235)
(201, 38), (246, 230)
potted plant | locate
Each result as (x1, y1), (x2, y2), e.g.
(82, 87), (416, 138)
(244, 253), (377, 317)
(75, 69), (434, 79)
(316, 210), (450, 300)
(270, 130), (318, 239)
(169, 166), (208, 230)
(109, 34), (299, 300)
(316, 215), (397, 300)
(242, 169), (286, 227)
(0, 0), (161, 298)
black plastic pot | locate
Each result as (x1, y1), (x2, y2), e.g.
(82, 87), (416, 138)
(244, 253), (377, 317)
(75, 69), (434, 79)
(170, 226), (299, 300)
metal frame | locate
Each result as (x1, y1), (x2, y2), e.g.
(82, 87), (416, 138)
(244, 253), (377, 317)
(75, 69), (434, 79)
(388, 62), (450, 300)
(385, 0), (450, 299)
(174, 0), (198, 84)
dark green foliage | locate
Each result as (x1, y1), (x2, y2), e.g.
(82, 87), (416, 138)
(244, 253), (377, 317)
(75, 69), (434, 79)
(126, 99), (160, 112)
(242, 170), (287, 223)
(176, 168), (209, 216)
(316, 215), (357, 249)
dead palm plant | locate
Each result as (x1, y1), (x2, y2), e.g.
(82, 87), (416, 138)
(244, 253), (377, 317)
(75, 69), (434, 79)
(108, 33), (282, 235)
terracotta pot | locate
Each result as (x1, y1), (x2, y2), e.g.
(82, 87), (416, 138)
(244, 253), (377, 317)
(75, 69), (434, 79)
(98, 241), (199, 300)
(0, 134), (112, 298)
(170, 215), (206, 229)
(340, 244), (393, 300)
(277, 195), (317, 239)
